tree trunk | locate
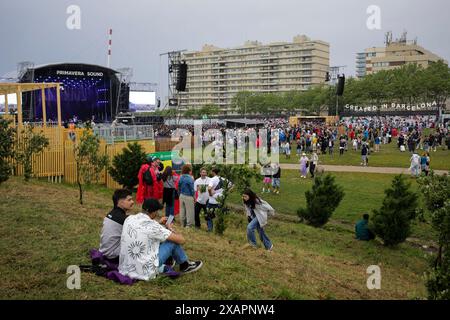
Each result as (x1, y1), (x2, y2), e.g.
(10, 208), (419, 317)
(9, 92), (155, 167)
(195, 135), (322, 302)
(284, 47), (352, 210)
(434, 244), (443, 269)
(76, 161), (83, 205)
(78, 181), (83, 205)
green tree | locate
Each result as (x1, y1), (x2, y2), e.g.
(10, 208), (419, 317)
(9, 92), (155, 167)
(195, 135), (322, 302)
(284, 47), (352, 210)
(371, 175), (418, 246)
(15, 125), (49, 181)
(192, 163), (261, 235)
(74, 129), (109, 204)
(0, 119), (16, 184)
(297, 174), (345, 227)
(422, 60), (450, 107)
(418, 173), (450, 299)
(109, 142), (147, 190)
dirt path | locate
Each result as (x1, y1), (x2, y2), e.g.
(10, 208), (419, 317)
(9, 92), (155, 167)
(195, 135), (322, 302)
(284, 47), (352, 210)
(280, 163), (448, 175)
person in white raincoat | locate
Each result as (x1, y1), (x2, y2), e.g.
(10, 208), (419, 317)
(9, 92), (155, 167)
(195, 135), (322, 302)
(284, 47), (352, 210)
(242, 189), (275, 250)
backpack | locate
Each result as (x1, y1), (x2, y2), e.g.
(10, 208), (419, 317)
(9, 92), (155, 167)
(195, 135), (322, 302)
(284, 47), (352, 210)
(143, 167), (153, 185)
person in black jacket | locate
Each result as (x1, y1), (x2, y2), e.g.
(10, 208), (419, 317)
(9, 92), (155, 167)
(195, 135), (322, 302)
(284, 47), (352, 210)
(271, 164), (281, 195)
(361, 143), (368, 166)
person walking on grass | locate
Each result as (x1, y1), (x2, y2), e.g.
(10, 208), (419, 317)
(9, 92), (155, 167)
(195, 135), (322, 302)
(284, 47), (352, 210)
(161, 166), (179, 219)
(242, 189), (275, 251)
(361, 143), (368, 166)
(177, 164), (195, 228)
(410, 151), (421, 177)
(118, 198), (203, 281)
(194, 167), (210, 229)
(310, 151), (319, 178)
(285, 141), (291, 159)
(420, 152), (430, 176)
(262, 163), (272, 193)
(299, 152), (309, 179)
(339, 136), (346, 156)
(271, 163), (281, 195)
(374, 135), (381, 152)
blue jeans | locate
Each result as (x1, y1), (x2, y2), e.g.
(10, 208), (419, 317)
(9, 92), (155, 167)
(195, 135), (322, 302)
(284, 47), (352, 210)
(206, 203), (219, 232)
(165, 205), (174, 217)
(247, 217), (272, 250)
(158, 241), (188, 267)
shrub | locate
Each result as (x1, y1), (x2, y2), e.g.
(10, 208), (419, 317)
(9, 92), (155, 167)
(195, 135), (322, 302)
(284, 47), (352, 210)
(109, 142), (147, 190)
(419, 173), (450, 300)
(0, 119), (15, 184)
(15, 125), (49, 181)
(371, 175), (418, 246)
(297, 174), (345, 227)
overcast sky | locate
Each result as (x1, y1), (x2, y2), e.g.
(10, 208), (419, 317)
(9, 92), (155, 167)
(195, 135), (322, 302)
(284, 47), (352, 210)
(1, 0), (449, 100)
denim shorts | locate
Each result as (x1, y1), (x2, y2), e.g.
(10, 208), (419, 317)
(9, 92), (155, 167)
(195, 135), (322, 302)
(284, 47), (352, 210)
(272, 178), (280, 187)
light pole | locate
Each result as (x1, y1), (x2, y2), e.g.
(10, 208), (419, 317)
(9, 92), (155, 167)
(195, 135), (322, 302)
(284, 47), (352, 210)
(244, 96), (247, 120)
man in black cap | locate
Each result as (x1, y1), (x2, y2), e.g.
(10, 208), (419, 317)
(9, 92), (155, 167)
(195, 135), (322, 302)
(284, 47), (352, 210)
(118, 198), (203, 281)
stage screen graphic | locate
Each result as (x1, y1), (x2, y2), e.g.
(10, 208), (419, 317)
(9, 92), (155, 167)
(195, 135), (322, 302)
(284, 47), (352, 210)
(129, 91), (156, 112)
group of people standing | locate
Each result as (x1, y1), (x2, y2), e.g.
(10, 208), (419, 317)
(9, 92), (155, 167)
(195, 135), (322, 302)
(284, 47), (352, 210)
(136, 156), (228, 232)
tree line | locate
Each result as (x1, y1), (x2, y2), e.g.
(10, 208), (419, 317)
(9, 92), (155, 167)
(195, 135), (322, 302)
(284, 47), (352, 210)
(153, 60), (449, 117)
(232, 60), (450, 116)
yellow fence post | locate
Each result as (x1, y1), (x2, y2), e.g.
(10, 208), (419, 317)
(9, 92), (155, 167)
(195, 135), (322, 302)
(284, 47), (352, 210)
(41, 86), (47, 127)
(16, 89), (22, 127)
(56, 84), (62, 127)
(4, 94), (8, 114)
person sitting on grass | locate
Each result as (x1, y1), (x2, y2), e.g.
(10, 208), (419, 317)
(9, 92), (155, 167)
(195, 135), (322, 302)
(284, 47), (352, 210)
(99, 189), (134, 264)
(355, 213), (375, 241)
(118, 198), (203, 281)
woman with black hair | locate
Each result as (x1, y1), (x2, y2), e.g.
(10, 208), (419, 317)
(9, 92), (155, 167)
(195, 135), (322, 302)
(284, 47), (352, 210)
(242, 189), (275, 251)
(161, 166), (179, 218)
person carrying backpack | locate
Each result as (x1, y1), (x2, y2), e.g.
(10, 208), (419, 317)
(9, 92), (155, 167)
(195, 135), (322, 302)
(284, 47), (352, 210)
(137, 156), (163, 204)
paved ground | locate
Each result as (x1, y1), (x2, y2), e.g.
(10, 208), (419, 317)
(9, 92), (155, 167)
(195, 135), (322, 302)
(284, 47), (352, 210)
(280, 163), (448, 175)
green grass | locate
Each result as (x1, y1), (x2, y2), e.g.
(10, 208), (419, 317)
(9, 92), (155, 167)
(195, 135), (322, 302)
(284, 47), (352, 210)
(278, 140), (450, 170)
(177, 137), (450, 171)
(0, 175), (434, 299)
(227, 170), (436, 242)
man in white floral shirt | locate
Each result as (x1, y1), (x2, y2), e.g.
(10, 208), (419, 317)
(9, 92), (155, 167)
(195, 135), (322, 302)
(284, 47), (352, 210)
(118, 198), (203, 281)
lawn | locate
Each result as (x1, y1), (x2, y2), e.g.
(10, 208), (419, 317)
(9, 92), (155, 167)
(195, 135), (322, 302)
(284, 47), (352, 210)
(177, 137), (450, 171)
(278, 140), (450, 170)
(0, 174), (434, 300)
(227, 170), (436, 241)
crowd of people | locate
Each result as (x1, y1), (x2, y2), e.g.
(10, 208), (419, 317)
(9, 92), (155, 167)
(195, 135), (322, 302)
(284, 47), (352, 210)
(86, 114), (450, 283)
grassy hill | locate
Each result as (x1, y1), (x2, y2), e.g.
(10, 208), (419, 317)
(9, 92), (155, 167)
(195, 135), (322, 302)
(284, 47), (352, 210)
(0, 176), (432, 299)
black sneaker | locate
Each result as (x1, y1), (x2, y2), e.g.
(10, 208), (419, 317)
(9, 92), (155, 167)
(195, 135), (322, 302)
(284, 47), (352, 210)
(165, 257), (176, 268)
(180, 260), (203, 274)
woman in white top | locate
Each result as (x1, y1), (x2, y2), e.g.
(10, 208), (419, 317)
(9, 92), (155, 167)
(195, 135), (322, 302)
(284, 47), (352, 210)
(299, 153), (309, 179)
(242, 189), (275, 250)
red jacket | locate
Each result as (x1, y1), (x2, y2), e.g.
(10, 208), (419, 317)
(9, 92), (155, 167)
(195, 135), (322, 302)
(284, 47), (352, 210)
(136, 164), (163, 203)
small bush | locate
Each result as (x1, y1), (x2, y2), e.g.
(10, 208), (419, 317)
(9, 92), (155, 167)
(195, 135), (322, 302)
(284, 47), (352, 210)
(0, 119), (15, 184)
(109, 142), (147, 190)
(297, 174), (345, 227)
(371, 175), (418, 246)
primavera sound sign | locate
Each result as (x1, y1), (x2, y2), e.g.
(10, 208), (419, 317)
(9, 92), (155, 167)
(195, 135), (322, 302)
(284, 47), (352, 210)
(55, 70), (104, 77)
(344, 101), (439, 113)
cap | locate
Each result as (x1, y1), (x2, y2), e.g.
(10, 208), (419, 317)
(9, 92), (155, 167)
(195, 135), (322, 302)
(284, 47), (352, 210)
(142, 198), (163, 214)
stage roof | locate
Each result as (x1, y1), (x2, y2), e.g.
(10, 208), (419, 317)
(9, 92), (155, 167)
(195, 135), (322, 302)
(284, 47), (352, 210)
(0, 82), (61, 95)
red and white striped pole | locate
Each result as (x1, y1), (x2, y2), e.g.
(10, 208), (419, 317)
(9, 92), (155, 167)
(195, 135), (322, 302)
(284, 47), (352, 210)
(107, 28), (112, 68)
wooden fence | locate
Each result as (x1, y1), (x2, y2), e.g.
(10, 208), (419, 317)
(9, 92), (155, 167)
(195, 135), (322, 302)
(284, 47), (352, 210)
(10, 126), (156, 189)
